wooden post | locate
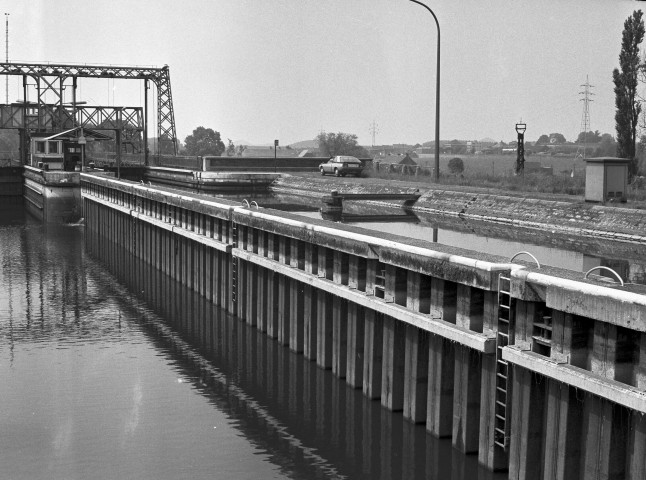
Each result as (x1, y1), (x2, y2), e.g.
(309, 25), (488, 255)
(581, 321), (629, 480)
(289, 280), (304, 353)
(452, 284), (483, 453)
(427, 335), (455, 437)
(303, 243), (318, 360)
(363, 310), (383, 399)
(541, 310), (585, 480)
(508, 299), (546, 480)
(277, 237), (291, 345)
(426, 277), (457, 437)
(509, 367), (546, 480)
(403, 325), (429, 423)
(316, 291), (333, 369)
(403, 272), (431, 423)
(346, 303), (365, 388)
(381, 315), (406, 411)
(332, 296), (348, 378)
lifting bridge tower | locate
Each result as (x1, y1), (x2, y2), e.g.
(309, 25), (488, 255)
(0, 62), (178, 165)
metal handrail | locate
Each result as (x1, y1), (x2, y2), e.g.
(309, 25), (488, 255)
(584, 266), (625, 287)
(510, 251), (541, 269)
(242, 199), (250, 208)
(250, 201), (259, 209)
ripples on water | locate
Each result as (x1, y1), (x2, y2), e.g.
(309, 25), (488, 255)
(0, 205), (504, 480)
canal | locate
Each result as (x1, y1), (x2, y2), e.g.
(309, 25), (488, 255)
(217, 190), (646, 286)
(0, 202), (506, 479)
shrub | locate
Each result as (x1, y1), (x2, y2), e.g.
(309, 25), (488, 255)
(448, 157), (464, 174)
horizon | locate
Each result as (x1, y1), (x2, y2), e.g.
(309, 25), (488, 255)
(5, 1), (643, 146)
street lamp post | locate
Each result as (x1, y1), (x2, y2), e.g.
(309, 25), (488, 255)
(515, 121), (526, 175)
(274, 139), (279, 172)
(408, 0), (440, 182)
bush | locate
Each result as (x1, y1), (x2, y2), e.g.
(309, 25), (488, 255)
(448, 157), (464, 174)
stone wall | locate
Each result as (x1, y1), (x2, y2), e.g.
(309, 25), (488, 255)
(270, 175), (646, 242)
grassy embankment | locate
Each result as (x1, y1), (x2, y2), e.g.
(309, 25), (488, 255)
(366, 154), (646, 203)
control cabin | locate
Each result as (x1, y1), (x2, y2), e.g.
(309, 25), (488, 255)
(30, 127), (110, 171)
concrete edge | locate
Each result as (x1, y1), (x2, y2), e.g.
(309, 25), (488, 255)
(503, 346), (646, 413)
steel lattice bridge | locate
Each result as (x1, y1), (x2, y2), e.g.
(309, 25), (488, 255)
(0, 62), (178, 160)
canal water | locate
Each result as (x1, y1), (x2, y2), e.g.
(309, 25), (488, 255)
(0, 203), (505, 479)
(222, 191), (646, 286)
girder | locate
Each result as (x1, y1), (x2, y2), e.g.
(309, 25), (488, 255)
(0, 62), (177, 155)
(0, 62), (166, 80)
(0, 104), (143, 131)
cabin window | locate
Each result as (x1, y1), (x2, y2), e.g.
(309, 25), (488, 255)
(48, 141), (59, 154)
(36, 141), (46, 153)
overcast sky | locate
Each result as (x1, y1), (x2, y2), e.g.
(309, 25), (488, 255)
(6, 0), (645, 145)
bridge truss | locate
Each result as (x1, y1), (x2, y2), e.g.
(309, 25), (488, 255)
(0, 62), (178, 162)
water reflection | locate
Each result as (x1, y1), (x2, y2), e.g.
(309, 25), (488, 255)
(0, 213), (289, 479)
(92, 237), (506, 480)
(0, 204), (505, 479)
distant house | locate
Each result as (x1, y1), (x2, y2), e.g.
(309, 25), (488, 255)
(413, 146), (435, 158)
(399, 153), (417, 166)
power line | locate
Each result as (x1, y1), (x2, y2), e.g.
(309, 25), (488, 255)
(369, 120), (379, 147)
(576, 75), (594, 159)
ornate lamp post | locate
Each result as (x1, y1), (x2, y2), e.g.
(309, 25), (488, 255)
(515, 121), (526, 175)
(408, 0), (440, 182)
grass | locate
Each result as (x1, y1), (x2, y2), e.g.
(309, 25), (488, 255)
(367, 154), (587, 196)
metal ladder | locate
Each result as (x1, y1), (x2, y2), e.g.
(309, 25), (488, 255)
(494, 274), (514, 450)
(231, 222), (238, 308)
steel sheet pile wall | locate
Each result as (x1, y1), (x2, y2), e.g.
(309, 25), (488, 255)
(81, 174), (646, 479)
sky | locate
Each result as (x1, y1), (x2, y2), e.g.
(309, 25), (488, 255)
(4, 0), (645, 146)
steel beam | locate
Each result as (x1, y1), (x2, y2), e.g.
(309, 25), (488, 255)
(0, 62), (177, 155)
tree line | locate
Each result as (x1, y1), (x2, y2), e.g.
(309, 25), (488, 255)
(179, 127), (369, 158)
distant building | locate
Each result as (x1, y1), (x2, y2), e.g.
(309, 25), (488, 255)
(413, 146), (436, 157)
(399, 153), (417, 166)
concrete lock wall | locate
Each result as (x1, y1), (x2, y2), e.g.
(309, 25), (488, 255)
(202, 156), (327, 172)
(80, 173), (646, 478)
(270, 176), (646, 243)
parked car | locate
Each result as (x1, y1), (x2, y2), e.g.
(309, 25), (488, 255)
(319, 156), (364, 177)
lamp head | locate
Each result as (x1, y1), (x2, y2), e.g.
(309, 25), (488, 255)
(515, 122), (526, 135)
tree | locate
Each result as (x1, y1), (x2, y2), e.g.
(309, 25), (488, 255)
(448, 157), (464, 174)
(316, 132), (369, 158)
(236, 145), (246, 156)
(184, 126), (225, 156)
(594, 133), (618, 157)
(535, 134), (549, 145)
(576, 130), (602, 144)
(226, 139), (236, 156)
(614, 10), (644, 179)
(549, 133), (567, 144)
